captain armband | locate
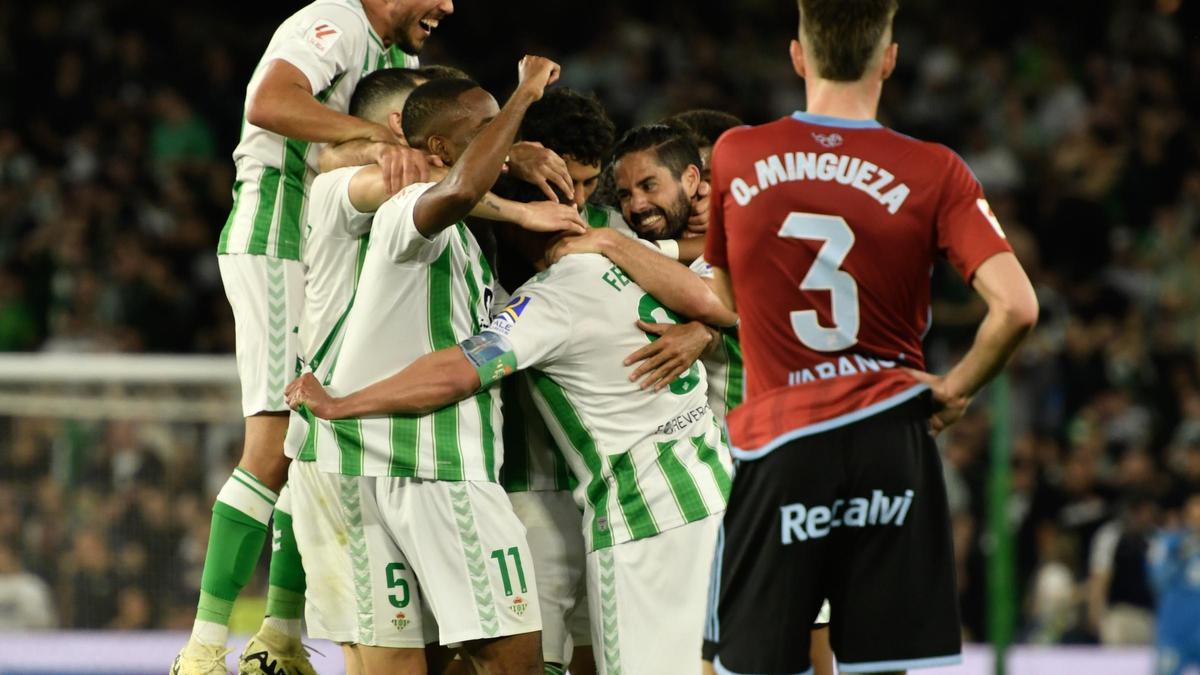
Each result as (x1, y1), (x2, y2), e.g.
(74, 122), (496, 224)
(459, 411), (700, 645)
(459, 332), (518, 387)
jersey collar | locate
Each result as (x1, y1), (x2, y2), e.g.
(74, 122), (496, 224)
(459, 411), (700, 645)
(791, 111), (883, 129)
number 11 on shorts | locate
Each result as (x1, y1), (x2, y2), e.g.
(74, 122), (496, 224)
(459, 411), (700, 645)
(490, 547), (528, 596)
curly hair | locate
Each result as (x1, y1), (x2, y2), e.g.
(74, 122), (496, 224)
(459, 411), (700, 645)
(519, 88), (616, 168)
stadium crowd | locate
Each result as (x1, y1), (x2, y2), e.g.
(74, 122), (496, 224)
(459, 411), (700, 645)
(0, 0), (1198, 648)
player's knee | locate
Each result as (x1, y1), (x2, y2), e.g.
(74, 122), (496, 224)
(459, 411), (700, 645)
(464, 633), (542, 675)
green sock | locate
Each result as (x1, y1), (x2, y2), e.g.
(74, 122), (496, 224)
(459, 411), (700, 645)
(191, 468), (278, 645)
(266, 485), (306, 623)
(544, 664), (566, 675)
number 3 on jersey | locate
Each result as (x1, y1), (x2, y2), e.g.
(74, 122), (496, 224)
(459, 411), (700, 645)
(779, 212), (861, 352)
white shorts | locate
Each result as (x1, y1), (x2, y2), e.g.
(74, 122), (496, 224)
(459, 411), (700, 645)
(218, 254), (304, 417)
(587, 514), (721, 675)
(291, 462), (543, 646)
(508, 490), (590, 665)
(289, 461), (435, 648)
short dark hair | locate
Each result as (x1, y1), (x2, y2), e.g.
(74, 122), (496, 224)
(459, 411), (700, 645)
(401, 77), (481, 147)
(520, 89), (615, 168)
(418, 64), (471, 81)
(611, 124), (701, 178)
(662, 109), (744, 148)
(349, 68), (424, 119)
(798, 0), (898, 81)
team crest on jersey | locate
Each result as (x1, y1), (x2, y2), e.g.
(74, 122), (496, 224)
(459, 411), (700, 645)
(509, 596), (529, 617)
(304, 19), (342, 56)
(488, 294), (530, 335)
(812, 132), (844, 148)
(391, 612), (410, 631)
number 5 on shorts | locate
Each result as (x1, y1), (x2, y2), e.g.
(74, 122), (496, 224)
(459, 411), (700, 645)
(490, 547), (528, 596)
(385, 562), (410, 608)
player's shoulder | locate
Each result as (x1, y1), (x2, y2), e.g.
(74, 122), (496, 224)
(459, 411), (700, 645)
(313, 164), (370, 190)
(283, 0), (371, 43)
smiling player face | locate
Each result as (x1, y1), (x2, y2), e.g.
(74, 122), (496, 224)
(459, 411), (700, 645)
(614, 150), (692, 240)
(384, 0), (454, 54)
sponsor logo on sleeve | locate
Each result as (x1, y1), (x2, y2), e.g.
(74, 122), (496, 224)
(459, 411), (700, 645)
(305, 19), (343, 56)
(488, 294), (530, 336)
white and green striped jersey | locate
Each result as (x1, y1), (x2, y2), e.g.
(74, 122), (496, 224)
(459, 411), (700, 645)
(301, 182), (501, 480)
(690, 256), (745, 420)
(217, 0), (418, 260)
(582, 203), (636, 238)
(484, 252), (733, 550)
(491, 285), (574, 494)
(499, 373), (575, 493)
(298, 165), (372, 362)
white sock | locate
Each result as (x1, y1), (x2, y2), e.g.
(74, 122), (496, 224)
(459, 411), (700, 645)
(190, 619), (229, 648)
(262, 616), (303, 640)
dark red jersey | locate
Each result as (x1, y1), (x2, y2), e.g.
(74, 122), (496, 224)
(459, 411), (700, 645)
(705, 111), (1011, 457)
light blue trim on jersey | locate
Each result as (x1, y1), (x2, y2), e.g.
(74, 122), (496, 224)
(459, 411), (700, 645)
(839, 653), (963, 672)
(729, 383), (930, 461)
(791, 111), (883, 129)
(714, 656), (812, 675)
(705, 520), (727, 642)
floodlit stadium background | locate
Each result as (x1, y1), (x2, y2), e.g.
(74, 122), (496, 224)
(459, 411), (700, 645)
(0, 0), (1197, 673)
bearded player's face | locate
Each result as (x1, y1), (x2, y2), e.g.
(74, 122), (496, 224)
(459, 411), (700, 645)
(615, 151), (691, 240)
(386, 0), (453, 55)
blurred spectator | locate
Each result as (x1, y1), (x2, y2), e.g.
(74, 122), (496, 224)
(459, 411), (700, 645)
(0, 542), (56, 629)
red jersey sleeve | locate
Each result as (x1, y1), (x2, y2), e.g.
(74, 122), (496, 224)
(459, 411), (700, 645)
(703, 132), (733, 269)
(935, 150), (1013, 281)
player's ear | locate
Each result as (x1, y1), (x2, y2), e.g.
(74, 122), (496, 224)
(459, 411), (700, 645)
(387, 111), (407, 144)
(427, 135), (453, 165)
(682, 164), (701, 197)
(881, 42), (898, 81)
(790, 39), (807, 79)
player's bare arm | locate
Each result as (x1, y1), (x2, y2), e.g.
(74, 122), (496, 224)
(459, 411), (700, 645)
(412, 56), (561, 237)
(906, 251), (1038, 433)
(709, 266), (737, 313)
(548, 227), (737, 328)
(248, 59), (391, 145)
(345, 164), (583, 234)
(249, 60), (431, 192)
(287, 332), (521, 418)
(675, 235), (706, 263)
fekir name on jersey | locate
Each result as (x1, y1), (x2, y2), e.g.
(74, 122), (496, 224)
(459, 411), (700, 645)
(485, 253), (733, 550)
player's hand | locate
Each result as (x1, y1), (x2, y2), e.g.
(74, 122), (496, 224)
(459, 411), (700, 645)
(516, 55), (561, 101)
(285, 372), (339, 419)
(375, 143), (440, 194)
(506, 141), (574, 203)
(625, 321), (713, 391)
(685, 180), (711, 237)
(517, 200), (587, 235)
(903, 368), (971, 435)
(545, 227), (615, 265)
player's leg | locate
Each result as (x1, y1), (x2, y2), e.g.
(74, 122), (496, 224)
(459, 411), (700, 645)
(508, 490), (589, 674)
(586, 513), (722, 674)
(386, 479), (544, 675)
(709, 443), (834, 675)
(288, 463), (432, 672)
(174, 232), (304, 674)
(342, 644), (365, 675)
(829, 396), (961, 674)
(568, 646), (596, 675)
(811, 627), (833, 675)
